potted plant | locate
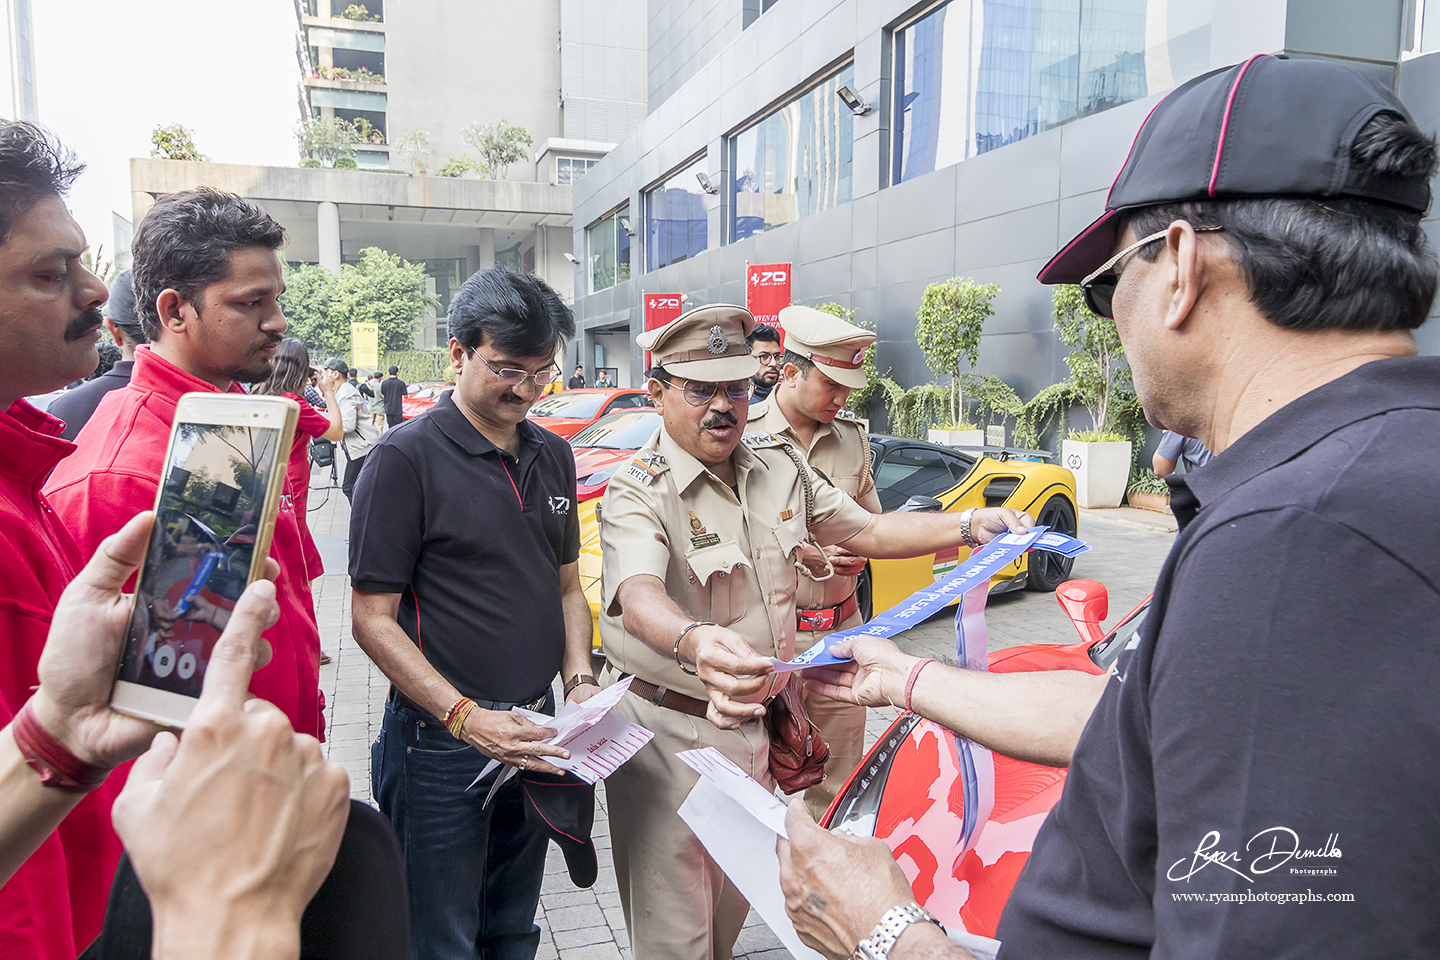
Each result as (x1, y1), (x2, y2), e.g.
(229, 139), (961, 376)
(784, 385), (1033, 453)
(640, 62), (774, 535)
(1127, 468), (1171, 513)
(1015, 285), (1141, 507)
(914, 278), (1000, 447)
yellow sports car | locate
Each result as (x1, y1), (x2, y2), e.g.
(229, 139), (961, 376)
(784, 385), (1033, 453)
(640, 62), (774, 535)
(576, 434), (1079, 651)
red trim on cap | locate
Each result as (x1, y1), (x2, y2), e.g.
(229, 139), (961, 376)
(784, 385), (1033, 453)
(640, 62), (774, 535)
(1036, 209), (1120, 283)
(809, 349), (866, 371)
(1104, 97), (1169, 207)
(1209, 54), (1267, 196)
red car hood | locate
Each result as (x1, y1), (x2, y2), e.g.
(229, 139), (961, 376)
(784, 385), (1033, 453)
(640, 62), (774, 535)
(573, 447), (635, 500)
(531, 417), (589, 439)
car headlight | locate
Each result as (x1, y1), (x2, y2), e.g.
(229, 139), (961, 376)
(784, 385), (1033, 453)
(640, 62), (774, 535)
(825, 713), (921, 837)
(580, 464), (621, 487)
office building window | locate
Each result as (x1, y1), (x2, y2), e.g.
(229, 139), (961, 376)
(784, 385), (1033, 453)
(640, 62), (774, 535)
(645, 155), (709, 272)
(557, 157), (598, 185)
(731, 65), (854, 242)
(892, 0), (1212, 184)
(587, 206), (631, 293)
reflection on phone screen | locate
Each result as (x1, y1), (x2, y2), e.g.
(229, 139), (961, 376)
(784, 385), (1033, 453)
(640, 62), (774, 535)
(120, 422), (281, 697)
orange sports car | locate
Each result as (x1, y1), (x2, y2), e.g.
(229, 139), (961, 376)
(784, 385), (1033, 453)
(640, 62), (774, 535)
(526, 388), (654, 440)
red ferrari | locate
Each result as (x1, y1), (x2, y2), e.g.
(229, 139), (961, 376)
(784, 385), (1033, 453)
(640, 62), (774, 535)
(400, 381), (454, 419)
(527, 388), (653, 440)
(820, 579), (1149, 940)
(569, 410), (662, 501)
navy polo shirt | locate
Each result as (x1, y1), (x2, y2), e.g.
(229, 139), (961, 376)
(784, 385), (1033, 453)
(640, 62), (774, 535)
(349, 391), (580, 703)
(998, 356), (1440, 958)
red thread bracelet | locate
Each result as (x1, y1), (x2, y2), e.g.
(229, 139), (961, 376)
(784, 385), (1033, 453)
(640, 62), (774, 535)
(11, 700), (108, 794)
(903, 659), (935, 714)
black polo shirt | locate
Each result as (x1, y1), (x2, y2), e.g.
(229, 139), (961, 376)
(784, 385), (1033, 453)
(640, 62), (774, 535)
(349, 391), (580, 703)
(49, 359), (134, 440)
(998, 356), (1440, 958)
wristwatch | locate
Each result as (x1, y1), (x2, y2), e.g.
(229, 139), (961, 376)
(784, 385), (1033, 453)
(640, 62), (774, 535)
(854, 902), (941, 960)
(959, 507), (979, 548)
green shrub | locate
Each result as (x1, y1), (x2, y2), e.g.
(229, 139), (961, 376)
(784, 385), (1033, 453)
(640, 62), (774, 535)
(299, 157), (322, 168)
(335, 156), (358, 169)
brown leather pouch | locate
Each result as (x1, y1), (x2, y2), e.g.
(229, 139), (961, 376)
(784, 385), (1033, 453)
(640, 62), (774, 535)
(765, 681), (829, 795)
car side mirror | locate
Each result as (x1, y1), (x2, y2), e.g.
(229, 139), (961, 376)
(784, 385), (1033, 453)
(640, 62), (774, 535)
(896, 496), (943, 513)
(1055, 578), (1109, 644)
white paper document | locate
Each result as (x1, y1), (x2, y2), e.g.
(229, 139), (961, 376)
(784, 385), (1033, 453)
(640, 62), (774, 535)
(467, 677), (654, 806)
(676, 747), (1001, 960)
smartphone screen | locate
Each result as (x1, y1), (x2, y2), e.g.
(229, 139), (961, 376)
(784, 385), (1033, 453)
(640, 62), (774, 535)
(118, 417), (285, 700)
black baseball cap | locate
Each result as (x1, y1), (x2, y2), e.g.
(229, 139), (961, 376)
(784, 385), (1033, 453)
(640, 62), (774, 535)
(1038, 54), (1433, 285)
(520, 770), (598, 888)
(105, 270), (147, 344)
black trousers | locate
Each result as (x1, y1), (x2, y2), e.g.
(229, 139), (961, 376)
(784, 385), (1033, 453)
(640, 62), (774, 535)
(342, 452), (367, 501)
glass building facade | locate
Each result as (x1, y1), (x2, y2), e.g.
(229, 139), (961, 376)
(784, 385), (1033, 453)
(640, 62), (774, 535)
(645, 155), (711, 271)
(731, 64), (855, 241)
(587, 206), (632, 293)
(893, 0), (1213, 183)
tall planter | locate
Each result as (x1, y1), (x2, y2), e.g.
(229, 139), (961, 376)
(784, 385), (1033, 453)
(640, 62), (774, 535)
(928, 428), (984, 448)
(1062, 439), (1132, 508)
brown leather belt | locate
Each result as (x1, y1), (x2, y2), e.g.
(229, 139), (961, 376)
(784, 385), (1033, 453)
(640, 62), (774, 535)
(797, 593), (859, 632)
(617, 672), (709, 719)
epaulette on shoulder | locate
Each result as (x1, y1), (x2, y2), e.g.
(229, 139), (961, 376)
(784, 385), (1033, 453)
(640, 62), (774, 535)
(741, 431), (787, 449)
(834, 408), (859, 421)
(620, 450), (668, 486)
(746, 400), (769, 422)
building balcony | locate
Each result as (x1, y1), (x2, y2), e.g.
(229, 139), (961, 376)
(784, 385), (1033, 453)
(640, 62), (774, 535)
(303, 72), (386, 92)
(301, 13), (384, 34)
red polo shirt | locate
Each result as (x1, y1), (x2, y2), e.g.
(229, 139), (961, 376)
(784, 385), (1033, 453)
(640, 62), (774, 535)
(46, 347), (324, 743)
(0, 400), (106, 958)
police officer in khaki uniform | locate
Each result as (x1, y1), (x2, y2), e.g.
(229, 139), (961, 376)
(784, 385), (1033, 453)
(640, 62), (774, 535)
(748, 304), (878, 818)
(598, 303), (1034, 960)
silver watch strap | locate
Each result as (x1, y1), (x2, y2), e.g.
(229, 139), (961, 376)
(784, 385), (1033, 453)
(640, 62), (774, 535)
(854, 901), (939, 960)
(959, 507), (978, 548)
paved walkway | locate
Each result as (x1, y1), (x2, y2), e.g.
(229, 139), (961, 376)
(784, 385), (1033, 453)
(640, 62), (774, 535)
(307, 469), (1175, 960)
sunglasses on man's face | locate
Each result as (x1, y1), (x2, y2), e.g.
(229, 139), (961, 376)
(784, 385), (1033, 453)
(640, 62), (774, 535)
(1079, 225), (1224, 319)
(659, 377), (751, 406)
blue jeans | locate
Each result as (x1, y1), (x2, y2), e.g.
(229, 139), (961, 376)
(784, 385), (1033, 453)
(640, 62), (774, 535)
(373, 698), (552, 960)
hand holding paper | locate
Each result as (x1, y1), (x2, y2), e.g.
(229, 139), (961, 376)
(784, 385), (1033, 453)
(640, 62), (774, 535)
(469, 677), (654, 806)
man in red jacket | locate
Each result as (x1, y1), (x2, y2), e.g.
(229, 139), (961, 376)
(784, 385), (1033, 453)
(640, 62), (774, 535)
(0, 121), (118, 957)
(47, 184), (324, 764)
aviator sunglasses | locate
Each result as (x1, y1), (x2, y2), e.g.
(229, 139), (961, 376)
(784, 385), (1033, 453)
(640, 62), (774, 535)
(656, 377), (751, 406)
(1080, 225), (1224, 318)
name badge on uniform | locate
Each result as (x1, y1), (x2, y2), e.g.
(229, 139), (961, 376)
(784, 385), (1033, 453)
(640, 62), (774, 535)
(624, 451), (666, 485)
(689, 511), (720, 547)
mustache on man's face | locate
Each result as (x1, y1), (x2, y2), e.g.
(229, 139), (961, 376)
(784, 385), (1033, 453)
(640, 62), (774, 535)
(702, 412), (738, 430)
(64, 305), (104, 342)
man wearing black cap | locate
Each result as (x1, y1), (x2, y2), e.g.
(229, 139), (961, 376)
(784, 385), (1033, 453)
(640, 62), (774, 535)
(778, 54), (1440, 959)
(49, 270), (148, 440)
(321, 356), (379, 501)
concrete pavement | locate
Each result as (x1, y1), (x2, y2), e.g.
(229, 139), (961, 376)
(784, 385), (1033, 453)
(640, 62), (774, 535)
(308, 470), (1176, 960)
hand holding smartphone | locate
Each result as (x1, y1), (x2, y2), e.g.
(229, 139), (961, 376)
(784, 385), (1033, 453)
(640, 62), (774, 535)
(110, 393), (298, 728)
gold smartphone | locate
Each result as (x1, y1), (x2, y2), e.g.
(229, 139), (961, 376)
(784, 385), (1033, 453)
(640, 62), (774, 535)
(110, 393), (299, 728)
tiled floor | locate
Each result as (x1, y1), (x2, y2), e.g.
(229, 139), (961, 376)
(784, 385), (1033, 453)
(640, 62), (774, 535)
(309, 470), (1175, 959)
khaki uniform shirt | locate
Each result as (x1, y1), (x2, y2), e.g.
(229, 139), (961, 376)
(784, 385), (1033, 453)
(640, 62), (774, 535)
(599, 426), (873, 699)
(749, 400), (875, 610)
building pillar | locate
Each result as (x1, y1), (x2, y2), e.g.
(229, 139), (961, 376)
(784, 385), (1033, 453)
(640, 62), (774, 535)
(317, 201), (341, 272)
(475, 228), (496, 270)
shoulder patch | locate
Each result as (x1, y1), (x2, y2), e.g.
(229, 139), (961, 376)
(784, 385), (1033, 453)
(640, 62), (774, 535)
(835, 408), (858, 421)
(741, 431), (787, 449)
(622, 451), (667, 485)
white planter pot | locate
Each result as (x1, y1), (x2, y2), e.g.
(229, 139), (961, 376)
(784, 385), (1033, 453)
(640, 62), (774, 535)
(928, 428), (984, 448)
(1062, 439), (1132, 508)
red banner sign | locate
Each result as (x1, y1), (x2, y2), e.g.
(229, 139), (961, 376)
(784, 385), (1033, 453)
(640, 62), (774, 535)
(643, 293), (684, 368)
(746, 262), (791, 341)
